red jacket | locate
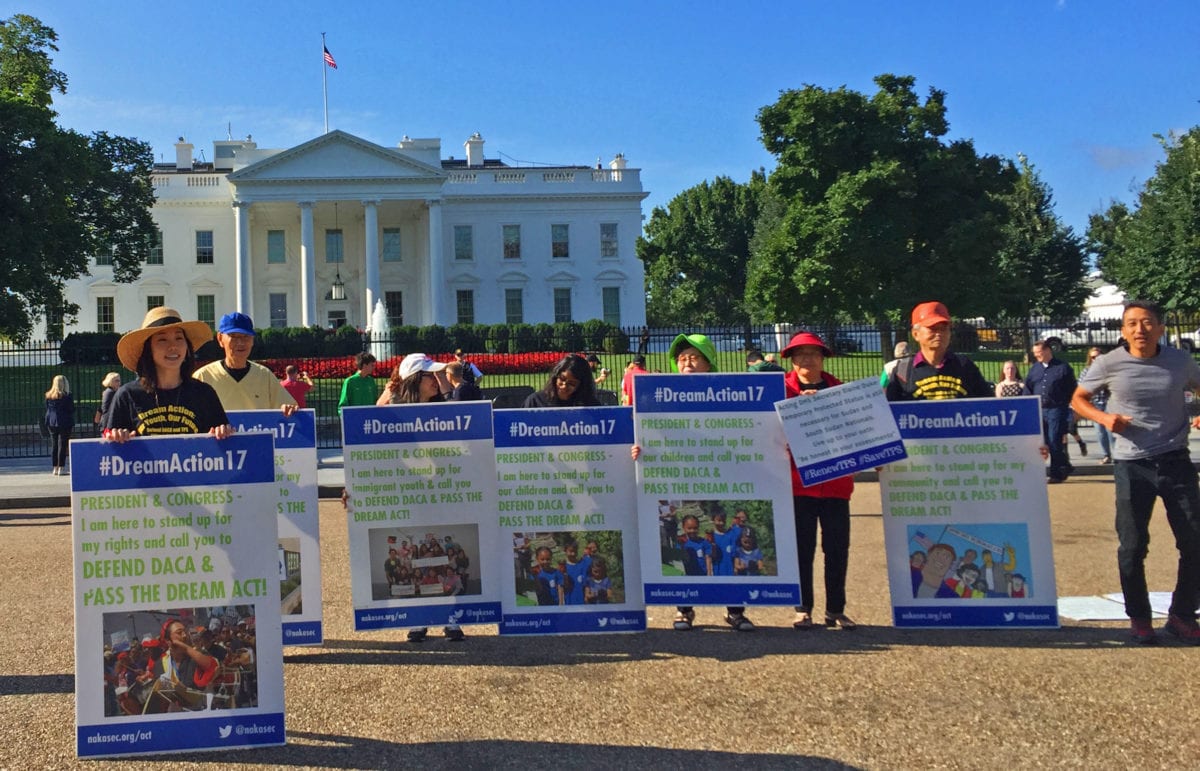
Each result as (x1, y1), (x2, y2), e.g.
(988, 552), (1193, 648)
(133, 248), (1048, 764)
(784, 370), (854, 500)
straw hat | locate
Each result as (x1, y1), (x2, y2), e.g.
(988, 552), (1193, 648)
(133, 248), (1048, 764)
(116, 307), (213, 372)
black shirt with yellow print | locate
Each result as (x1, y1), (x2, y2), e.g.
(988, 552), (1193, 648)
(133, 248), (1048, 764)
(885, 351), (992, 401)
(107, 380), (229, 435)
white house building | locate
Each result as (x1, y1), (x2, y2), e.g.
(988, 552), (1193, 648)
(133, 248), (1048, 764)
(58, 130), (648, 337)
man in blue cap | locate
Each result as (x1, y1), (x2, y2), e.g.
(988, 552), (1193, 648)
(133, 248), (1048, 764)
(194, 312), (297, 415)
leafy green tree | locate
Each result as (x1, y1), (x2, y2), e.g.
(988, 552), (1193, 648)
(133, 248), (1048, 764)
(994, 155), (1090, 320)
(745, 75), (1017, 328)
(636, 173), (764, 326)
(1089, 128), (1200, 312)
(0, 14), (156, 342)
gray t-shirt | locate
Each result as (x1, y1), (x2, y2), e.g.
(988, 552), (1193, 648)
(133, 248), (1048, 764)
(1077, 345), (1200, 460)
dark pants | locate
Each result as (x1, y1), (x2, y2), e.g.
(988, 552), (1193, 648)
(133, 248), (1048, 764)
(793, 495), (850, 614)
(1042, 405), (1071, 480)
(1114, 452), (1200, 620)
(49, 427), (71, 468)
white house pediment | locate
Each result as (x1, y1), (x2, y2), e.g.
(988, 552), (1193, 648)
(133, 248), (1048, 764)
(594, 269), (628, 282)
(228, 130), (444, 185)
(447, 272), (482, 286)
(187, 277), (224, 291)
(497, 270), (530, 284)
(544, 270), (579, 284)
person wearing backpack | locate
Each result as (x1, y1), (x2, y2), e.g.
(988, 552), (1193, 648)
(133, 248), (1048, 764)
(884, 301), (991, 401)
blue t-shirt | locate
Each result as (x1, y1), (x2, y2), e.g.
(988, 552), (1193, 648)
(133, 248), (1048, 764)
(681, 536), (712, 576)
(735, 547), (764, 576)
(710, 525), (741, 577)
(532, 567), (564, 605)
(584, 576), (612, 604)
(563, 556), (591, 605)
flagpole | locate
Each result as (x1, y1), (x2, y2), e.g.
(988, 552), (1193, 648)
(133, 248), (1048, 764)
(322, 32), (329, 134)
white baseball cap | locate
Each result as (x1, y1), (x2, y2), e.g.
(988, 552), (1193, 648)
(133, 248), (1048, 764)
(398, 353), (446, 381)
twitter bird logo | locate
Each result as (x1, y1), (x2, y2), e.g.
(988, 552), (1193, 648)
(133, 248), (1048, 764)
(1003, 612), (1015, 622)
(748, 590), (760, 601)
(448, 608), (465, 623)
(218, 725), (233, 739)
(597, 617), (609, 628)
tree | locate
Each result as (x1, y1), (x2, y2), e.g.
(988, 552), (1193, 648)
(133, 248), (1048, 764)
(745, 75), (1017, 328)
(993, 155), (1090, 320)
(0, 14), (156, 342)
(636, 173), (764, 326)
(1088, 128), (1200, 312)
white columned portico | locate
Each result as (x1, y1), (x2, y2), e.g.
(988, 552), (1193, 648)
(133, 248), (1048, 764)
(299, 201), (316, 326)
(232, 200), (252, 314)
(362, 199), (380, 315)
(426, 198), (443, 323)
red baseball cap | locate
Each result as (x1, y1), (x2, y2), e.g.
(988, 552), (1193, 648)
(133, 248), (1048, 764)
(780, 331), (833, 358)
(911, 301), (951, 327)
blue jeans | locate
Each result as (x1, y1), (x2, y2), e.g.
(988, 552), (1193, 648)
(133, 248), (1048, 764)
(1042, 405), (1071, 480)
(1113, 452), (1200, 620)
(1094, 422), (1112, 458)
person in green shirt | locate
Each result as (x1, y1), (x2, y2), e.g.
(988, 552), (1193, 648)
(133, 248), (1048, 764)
(338, 352), (378, 411)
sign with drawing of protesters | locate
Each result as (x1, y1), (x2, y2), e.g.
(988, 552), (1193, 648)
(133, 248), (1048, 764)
(493, 407), (645, 634)
(775, 376), (906, 484)
(880, 396), (1059, 628)
(226, 410), (322, 645)
(633, 373), (800, 606)
(342, 402), (502, 631)
(71, 433), (284, 758)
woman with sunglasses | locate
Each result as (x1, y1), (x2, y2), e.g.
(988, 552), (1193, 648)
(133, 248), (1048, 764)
(523, 355), (600, 408)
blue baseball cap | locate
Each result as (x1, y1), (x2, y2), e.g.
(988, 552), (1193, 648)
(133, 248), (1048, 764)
(217, 312), (256, 336)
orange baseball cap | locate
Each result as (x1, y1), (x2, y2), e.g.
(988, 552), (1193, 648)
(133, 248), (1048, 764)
(911, 301), (951, 327)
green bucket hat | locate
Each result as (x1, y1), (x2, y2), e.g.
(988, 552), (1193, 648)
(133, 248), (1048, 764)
(667, 333), (719, 373)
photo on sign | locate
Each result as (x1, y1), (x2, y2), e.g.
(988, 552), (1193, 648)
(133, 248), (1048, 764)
(279, 537), (302, 616)
(367, 524), (481, 601)
(513, 530), (626, 606)
(906, 524), (1033, 599)
(657, 499), (777, 578)
(100, 605), (259, 718)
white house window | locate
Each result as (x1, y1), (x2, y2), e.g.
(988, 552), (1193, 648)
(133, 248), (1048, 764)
(505, 288), (524, 324)
(325, 229), (344, 263)
(382, 228), (402, 262)
(602, 287), (621, 326)
(551, 224), (570, 258)
(96, 297), (115, 333)
(553, 287), (572, 322)
(269, 293), (288, 328)
(600, 223), (618, 258)
(454, 226), (473, 261)
(95, 246), (114, 267)
(456, 290), (475, 324)
(197, 295), (215, 331)
(385, 291), (403, 327)
(196, 231), (214, 264)
(328, 309), (347, 328)
(146, 295), (164, 311)
(145, 229), (164, 265)
(503, 224), (521, 259)
(267, 230), (286, 264)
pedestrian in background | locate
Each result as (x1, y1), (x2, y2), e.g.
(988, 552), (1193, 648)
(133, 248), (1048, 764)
(1079, 347), (1112, 464)
(281, 365), (313, 409)
(95, 372), (120, 429)
(44, 375), (74, 476)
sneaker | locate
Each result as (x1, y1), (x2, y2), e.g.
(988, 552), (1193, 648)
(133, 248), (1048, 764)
(1099, 456), (1112, 465)
(406, 627), (428, 643)
(1077, 440), (1088, 457)
(1130, 618), (1157, 644)
(443, 625), (466, 642)
(725, 613), (755, 632)
(672, 609), (695, 631)
(1164, 614), (1200, 645)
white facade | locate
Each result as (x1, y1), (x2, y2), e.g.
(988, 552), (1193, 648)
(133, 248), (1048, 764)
(59, 130), (648, 336)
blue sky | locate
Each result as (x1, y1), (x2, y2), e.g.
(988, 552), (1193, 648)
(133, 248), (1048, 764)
(28, 0), (1200, 240)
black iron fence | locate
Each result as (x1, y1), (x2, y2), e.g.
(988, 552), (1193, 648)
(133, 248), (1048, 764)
(6, 314), (1198, 457)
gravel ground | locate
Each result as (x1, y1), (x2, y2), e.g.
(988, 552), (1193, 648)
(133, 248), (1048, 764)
(1, 478), (1197, 770)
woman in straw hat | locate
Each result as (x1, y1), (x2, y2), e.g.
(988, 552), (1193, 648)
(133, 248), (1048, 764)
(104, 307), (232, 443)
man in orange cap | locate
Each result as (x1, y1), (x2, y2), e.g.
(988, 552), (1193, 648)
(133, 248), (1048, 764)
(885, 301), (991, 401)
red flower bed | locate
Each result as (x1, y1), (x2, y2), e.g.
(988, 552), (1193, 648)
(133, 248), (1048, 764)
(262, 351), (570, 380)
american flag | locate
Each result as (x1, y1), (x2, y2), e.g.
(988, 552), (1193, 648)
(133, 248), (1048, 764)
(323, 46), (338, 69)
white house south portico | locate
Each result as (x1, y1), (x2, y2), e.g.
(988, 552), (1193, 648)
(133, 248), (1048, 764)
(61, 130), (647, 337)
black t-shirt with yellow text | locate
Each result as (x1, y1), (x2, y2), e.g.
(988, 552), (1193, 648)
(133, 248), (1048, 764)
(107, 380), (229, 435)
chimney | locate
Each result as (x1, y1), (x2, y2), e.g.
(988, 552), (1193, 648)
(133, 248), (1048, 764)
(609, 153), (627, 170)
(175, 137), (194, 171)
(464, 132), (484, 167)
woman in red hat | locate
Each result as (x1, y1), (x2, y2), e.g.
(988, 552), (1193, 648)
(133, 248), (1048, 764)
(780, 331), (856, 630)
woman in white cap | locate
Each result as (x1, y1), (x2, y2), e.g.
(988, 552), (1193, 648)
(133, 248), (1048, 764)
(378, 353), (464, 643)
(105, 307), (232, 442)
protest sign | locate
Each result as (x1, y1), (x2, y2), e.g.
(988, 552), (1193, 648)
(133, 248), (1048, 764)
(342, 402), (502, 630)
(493, 407), (645, 634)
(72, 433), (284, 757)
(633, 373), (800, 606)
(775, 376), (906, 484)
(226, 410), (322, 645)
(880, 397), (1059, 628)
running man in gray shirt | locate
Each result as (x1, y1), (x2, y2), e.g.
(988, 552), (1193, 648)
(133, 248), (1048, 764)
(1072, 300), (1200, 645)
